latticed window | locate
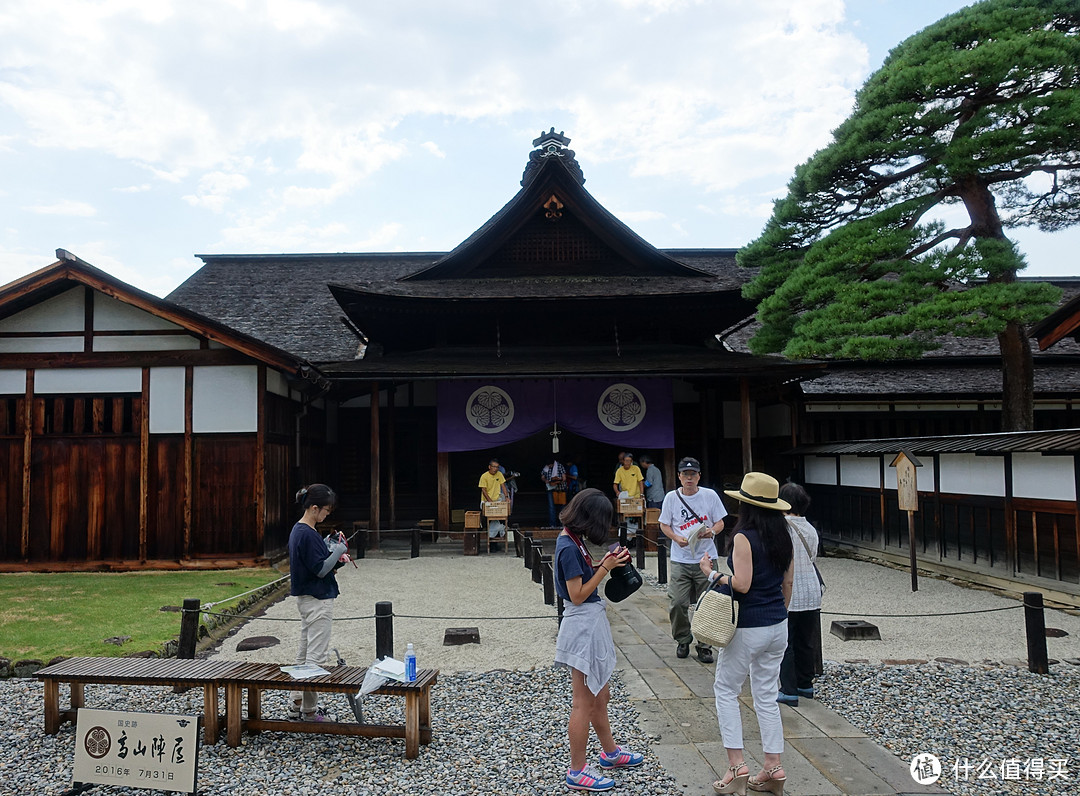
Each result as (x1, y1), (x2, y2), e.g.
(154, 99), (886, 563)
(35, 394), (139, 435)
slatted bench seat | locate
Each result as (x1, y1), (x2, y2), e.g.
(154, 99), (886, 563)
(222, 662), (439, 758)
(36, 657), (241, 745)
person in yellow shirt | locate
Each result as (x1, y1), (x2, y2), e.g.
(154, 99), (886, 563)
(478, 459), (508, 504)
(612, 453), (643, 499)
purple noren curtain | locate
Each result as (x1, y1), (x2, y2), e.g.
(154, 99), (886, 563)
(437, 379), (673, 452)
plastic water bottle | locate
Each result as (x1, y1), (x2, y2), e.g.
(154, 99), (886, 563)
(404, 643), (417, 682)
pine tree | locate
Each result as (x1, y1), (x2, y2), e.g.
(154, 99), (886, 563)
(739, 0), (1079, 431)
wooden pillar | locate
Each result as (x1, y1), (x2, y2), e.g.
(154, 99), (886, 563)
(388, 383), (397, 531)
(255, 365), (266, 555)
(437, 451), (450, 531)
(663, 448), (676, 494)
(183, 365), (193, 559)
(1004, 451), (1015, 574)
(139, 367), (150, 561)
(20, 369), (33, 559)
(369, 382), (381, 535)
(739, 377), (753, 473)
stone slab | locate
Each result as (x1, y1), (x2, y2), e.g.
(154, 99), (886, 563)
(788, 736), (896, 795)
(835, 737), (949, 795)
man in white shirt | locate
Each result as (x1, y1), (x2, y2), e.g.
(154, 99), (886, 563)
(659, 457), (727, 663)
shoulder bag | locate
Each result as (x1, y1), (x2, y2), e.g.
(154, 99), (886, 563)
(690, 582), (739, 648)
(790, 521), (826, 596)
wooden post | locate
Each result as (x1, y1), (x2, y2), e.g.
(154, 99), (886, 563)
(636, 532), (645, 570)
(139, 367), (150, 561)
(411, 526), (420, 559)
(21, 369), (33, 559)
(369, 382), (381, 541)
(739, 377), (752, 473)
(532, 541), (543, 583)
(388, 384), (397, 532)
(541, 556), (555, 605)
(657, 539), (668, 584)
(375, 601), (394, 661)
(436, 451), (450, 532)
(183, 366), (193, 559)
(523, 530), (534, 569)
(1023, 592), (1049, 674)
(255, 364), (266, 555)
(908, 510), (918, 592)
(177, 598), (201, 659)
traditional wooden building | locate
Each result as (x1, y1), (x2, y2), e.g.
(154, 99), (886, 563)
(0, 252), (328, 568)
(3, 130), (1078, 572)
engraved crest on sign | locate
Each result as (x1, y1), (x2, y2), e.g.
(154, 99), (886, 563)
(598, 383), (646, 432)
(466, 386), (515, 434)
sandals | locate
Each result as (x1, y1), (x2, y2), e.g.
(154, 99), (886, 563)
(713, 763), (749, 795)
(747, 765), (786, 795)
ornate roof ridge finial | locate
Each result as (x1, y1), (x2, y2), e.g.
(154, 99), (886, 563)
(522, 127), (585, 187)
(532, 127), (571, 149)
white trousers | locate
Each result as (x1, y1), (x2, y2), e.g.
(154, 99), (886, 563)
(713, 620), (788, 754)
(291, 595), (334, 712)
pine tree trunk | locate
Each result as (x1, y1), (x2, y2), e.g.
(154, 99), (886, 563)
(998, 320), (1034, 432)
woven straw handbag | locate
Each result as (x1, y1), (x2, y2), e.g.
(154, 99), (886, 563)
(690, 586), (739, 648)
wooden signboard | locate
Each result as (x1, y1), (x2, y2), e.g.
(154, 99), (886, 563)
(618, 496), (644, 516)
(72, 708), (200, 795)
(482, 501), (509, 519)
(889, 450), (922, 591)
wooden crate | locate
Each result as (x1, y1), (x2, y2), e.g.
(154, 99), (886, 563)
(618, 497), (644, 516)
(483, 501), (509, 519)
(464, 511), (482, 530)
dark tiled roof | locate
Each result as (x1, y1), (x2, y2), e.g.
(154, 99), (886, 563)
(168, 250), (747, 362)
(799, 360), (1080, 395)
(792, 427), (1080, 455)
(319, 344), (820, 380)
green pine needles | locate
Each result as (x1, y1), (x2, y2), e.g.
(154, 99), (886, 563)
(738, 0), (1080, 429)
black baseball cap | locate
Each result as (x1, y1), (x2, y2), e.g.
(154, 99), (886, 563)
(677, 457), (701, 472)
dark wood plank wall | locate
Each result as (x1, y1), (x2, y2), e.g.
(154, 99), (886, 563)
(191, 436), (258, 557)
(0, 439), (24, 558)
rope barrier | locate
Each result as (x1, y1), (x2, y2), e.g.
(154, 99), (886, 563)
(201, 573), (292, 609)
(198, 608), (377, 622)
(820, 605), (1023, 619)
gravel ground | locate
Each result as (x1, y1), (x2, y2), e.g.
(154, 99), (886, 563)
(3, 547), (1078, 795)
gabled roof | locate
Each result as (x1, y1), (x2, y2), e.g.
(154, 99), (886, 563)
(2, 250), (321, 380)
(404, 141), (709, 280)
(1030, 279), (1080, 350)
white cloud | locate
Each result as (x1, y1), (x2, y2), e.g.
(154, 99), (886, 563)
(422, 141), (446, 158)
(183, 171), (250, 213)
(617, 209), (667, 223)
(115, 184), (152, 193)
(26, 200), (97, 217)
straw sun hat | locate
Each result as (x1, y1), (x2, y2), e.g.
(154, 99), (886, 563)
(724, 472), (792, 512)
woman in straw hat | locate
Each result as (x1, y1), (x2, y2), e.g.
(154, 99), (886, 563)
(698, 472), (794, 796)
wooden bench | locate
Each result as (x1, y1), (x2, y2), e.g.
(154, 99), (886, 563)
(221, 662), (439, 758)
(36, 657), (241, 745)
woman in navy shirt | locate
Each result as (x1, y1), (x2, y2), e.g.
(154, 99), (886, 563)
(554, 488), (645, 792)
(700, 473), (794, 796)
(287, 483), (347, 722)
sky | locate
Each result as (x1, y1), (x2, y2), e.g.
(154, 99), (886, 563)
(2, 0), (1078, 298)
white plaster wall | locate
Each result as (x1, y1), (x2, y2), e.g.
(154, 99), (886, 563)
(0, 337), (83, 353)
(939, 454), (1006, 497)
(0, 287), (83, 332)
(885, 458), (936, 493)
(266, 369), (291, 398)
(1012, 453), (1076, 501)
(192, 366), (257, 432)
(35, 367), (142, 394)
(149, 368), (186, 434)
(93, 293), (182, 331)
(805, 456), (837, 485)
(93, 335), (201, 352)
(0, 370), (26, 394)
(840, 455), (881, 488)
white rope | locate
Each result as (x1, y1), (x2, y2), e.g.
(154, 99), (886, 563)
(202, 572), (292, 609)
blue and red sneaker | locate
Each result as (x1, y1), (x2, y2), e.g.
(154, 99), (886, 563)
(599, 745), (644, 769)
(566, 765), (615, 791)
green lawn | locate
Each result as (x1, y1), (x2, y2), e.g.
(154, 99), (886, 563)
(0, 569), (282, 662)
